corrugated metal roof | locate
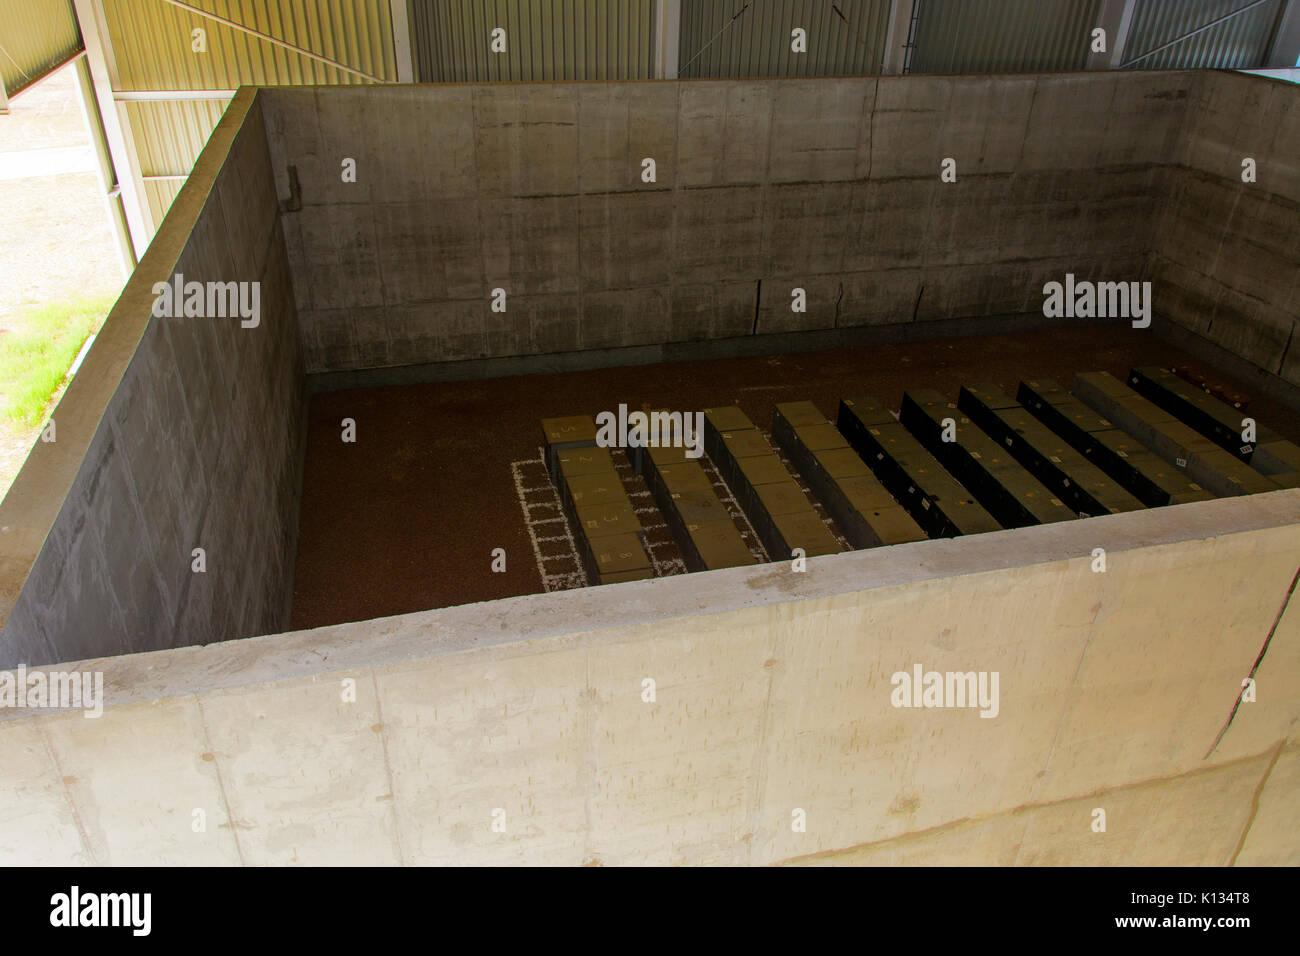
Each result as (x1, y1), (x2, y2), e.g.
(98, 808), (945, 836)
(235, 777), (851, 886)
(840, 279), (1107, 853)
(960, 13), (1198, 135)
(93, 0), (397, 235)
(678, 0), (891, 78)
(125, 96), (229, 174)
(1121, 0), (1285, 70)
(413, 0), (655, 82)
(908, 0), (1104, 74)
(142, 176), (183, 227)
(102, 0), (397, 90)
(0, 0), (83, 96)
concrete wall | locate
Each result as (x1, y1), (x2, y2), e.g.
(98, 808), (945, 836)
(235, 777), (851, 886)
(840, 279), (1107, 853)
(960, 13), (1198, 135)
(1151, 71), (1300, 388)
(2, 490), (1296, 865)
(261, 72), (1191, 374)
(0, 91), (308, 667)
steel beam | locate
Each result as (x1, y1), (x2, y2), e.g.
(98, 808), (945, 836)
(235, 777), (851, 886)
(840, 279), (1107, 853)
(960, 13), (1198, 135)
(881, 0), (914, 73)
(72, 0), (152, 258)
(1088, 0), (1137, 69)
(71, 53), (135, 276)
(113, 89), (236, 101)
(654, 0), (681, 79)
(390, 0), (415, 82)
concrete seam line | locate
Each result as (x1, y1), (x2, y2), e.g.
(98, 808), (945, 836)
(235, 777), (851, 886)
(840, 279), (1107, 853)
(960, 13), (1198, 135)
(743, 619), (782, 865)
(194, 694), (247, 866)
(370, 670), (406, 866)
(1203, 561), (1300, 760)
(37, 720), (96, 865)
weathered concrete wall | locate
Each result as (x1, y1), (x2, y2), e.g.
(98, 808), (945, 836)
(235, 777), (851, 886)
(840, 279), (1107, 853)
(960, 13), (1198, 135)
(2, 490), (1296, 866)
(0, 91), (307, 667)
(261, 72), (1190, 374)
(1151, 71), (1300, 388)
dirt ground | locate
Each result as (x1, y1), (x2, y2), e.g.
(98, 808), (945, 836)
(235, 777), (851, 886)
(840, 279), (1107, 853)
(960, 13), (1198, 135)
(290, 323), (1300, 631)
(0, 63), (124, 502)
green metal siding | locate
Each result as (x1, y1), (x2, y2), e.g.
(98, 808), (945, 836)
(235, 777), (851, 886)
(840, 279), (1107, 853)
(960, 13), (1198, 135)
(908, 0), (1103, 74)
(1122, 0), (1286, 70)
(0, 0), (83, 96)
(102, 0), (397, 90)
(125, 96), (229, 174)
(95, 0), (396, 228)
(678, 0), (891, 78)
(413, 0), (655, 81)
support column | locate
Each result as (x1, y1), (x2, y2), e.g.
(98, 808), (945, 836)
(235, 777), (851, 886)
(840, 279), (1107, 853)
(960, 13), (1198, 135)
(655, 0), (680, 79)
(71, 54), (135, 277)
(390, 0), (415, 82)
(881, 0), (914, 74)
(72, 0), (153, 258)
(1088, 0), (1137, 69)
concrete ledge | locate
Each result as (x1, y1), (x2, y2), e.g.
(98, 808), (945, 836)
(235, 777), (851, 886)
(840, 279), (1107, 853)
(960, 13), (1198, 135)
(5, 486), (1297, 720)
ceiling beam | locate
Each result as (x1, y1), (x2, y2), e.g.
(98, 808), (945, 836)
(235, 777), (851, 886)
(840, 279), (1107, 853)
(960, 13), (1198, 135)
(113, 89), (236, 101)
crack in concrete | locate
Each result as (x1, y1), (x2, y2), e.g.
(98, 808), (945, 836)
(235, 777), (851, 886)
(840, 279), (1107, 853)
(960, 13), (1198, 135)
(1277, 321), (1295, 378)
(1204, 562), (1300, 760)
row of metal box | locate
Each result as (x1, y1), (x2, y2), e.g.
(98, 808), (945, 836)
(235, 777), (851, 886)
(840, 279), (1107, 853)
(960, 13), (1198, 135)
(1014, 379), (1208, 508)
(701, 404), (843, 562)
(540, 366), (1300, 586)
(771, 400), (927, 548)
(1123, 367), (1300, 483)
(1072, 372), (1300, 497)
(542, 416), (654, 585)
(843, 369), (1298, 540)
(837, 395), (1005, 537)
(635, 437), (757, 573)
(957, 381), (1151, 517)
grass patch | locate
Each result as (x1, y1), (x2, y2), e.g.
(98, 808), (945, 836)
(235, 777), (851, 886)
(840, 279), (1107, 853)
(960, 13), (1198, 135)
(0, 293), (116, 427)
